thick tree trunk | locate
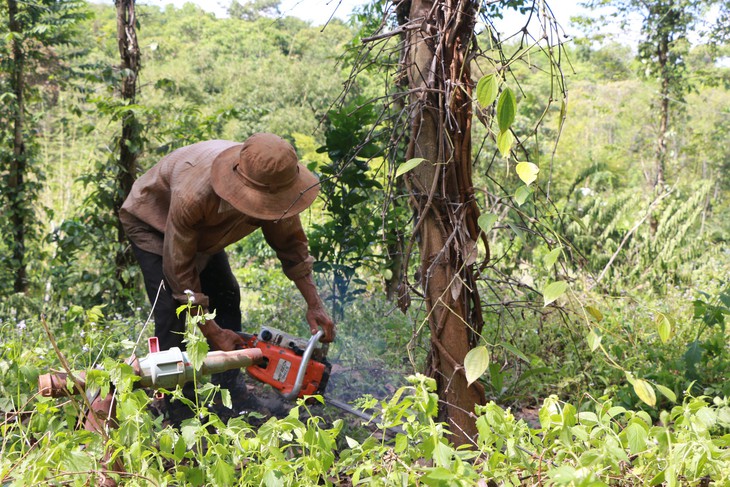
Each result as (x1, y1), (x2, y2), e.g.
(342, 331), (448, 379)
(114, 0), (141, 285)
(404, 0), (486, 445)
(7, 0), (28, 293)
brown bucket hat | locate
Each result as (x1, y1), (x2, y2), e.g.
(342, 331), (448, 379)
(210, 133), (320, 220)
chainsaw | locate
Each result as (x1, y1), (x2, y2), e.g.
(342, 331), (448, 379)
(39, 326), (331, 401)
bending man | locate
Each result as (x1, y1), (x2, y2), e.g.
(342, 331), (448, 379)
(119, 133), (335, 416)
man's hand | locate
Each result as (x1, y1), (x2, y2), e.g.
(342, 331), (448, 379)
(306, 305), (335, 343)
(199, 320), (246, 351)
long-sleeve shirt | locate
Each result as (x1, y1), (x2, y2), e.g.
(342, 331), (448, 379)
(119, 140), (314, 308)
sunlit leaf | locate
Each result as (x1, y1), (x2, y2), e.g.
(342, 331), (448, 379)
(586, 328), (602, 352)
(476, 74), (499, 107)
(497, 130), (514, 157)
(655, 384), (677, 403)
(633, 379), (656, 407)
(477, 213), (498, 234)
(543, 247), (561, 269)
(515, 161), (539, 186)
(395, 158), (425, 178)
(656, 313), (672, 343)
(543, 281), (568, 306)
(497, 87), (516, 132)
(464, 346), (490, 386)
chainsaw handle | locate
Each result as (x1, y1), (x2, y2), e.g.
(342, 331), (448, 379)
(281, 329), (324, 401)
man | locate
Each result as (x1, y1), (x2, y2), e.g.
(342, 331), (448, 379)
(119, 133), (335, 417)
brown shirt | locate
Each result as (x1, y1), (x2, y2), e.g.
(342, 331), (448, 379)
(119, 140), (314, 308)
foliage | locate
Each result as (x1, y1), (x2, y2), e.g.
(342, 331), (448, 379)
(309, 98), (387, 318)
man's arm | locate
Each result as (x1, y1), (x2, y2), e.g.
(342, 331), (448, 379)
(261, 217), (335, 343)
(294, 273), (336, 343)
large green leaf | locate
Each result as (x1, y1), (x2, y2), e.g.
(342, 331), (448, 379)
(633, 379), (656, 407)
(543, 281), (568, 306)
(515, 161), (539, 186)
(464, 346), (490, 386)
(396, 158), (425, 178)
(586, 328), (602, 352)
(477, 213), (498, 234)
(497, 87), (516, 132)
(656, 313), (672, 343)
(476, 74), (499, 107)
(514, 185), (531, 206)
(497, 130), (514, 157)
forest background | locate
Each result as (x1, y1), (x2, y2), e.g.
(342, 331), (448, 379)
(1, 0), (729, 485)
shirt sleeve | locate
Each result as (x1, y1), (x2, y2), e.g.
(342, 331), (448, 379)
(162, 193), (210, 308)
(261, 216), (314, 281)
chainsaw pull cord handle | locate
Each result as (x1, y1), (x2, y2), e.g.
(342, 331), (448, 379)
(282, 329), (324, 401)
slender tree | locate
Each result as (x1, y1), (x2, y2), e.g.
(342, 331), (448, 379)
(580, 0), (707, 190)
(5, 0), (28, 293)
(113, 0), (141, 286)
(1, 0), (86, 294)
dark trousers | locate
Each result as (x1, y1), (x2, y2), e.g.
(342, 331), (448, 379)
(131, 243), (242, 351)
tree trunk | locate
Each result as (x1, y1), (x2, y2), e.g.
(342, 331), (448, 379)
(404, 0), (486, 446)
(655, 35), (669, 191)
(114, 0), (141, 286)
(7, 0), (27, 293)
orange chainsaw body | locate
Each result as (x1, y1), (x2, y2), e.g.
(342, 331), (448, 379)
(239, 328), (330, 398)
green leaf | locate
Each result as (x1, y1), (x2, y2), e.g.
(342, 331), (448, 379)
(432, 441), (453, 468)
(497, 87), (516, 132)
(395, 158), (425, 178)
(633, 379), (656, 407)
(656, 313), (672, 343)
(515, 161), (539, 186)
(423, 467), (455, 482)
(543, 281), (568, 307)
(476, 74), (499, 106)
(507, 222), (524, 241)
(497, 129), (514, 157)
(478, 213), (498, 234)
(213, 458), (235, 486)
(586, 305), (603, 322)
(499, 341), (529, 363)
(464, 346), (490, 386)
(263, 470), (284, 487)
(514, 185), (531, 206)
(586, 329), (602, 352)
(655, 384), (677, 403)
(543, 247), (561, 269)
(623, 423), (648, 455)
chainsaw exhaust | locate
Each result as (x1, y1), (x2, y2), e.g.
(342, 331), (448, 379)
(38, 347), (263, 398)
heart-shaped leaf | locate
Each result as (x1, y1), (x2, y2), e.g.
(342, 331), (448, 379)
(543, 281), (568, 306)
(497, 130), (514, 158)
(477, 213), (498, 234)
(516, 161), (539, 186)
(464, 345), (490, 387)
(476, 74), (499, 107)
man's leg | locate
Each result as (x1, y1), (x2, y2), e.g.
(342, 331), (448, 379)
(130, 243), (186, 351)
(199, 251), (251, 415)
(130, 243), (195, 426)
(200, 251), (242, 333)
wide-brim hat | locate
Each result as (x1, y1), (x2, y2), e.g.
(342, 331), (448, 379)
(210, 133), (320, 220)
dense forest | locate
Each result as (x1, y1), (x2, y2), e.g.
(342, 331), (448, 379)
(1, 0), (729, 485)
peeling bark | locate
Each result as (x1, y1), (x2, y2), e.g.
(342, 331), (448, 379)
(403, 0), (487, 445)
